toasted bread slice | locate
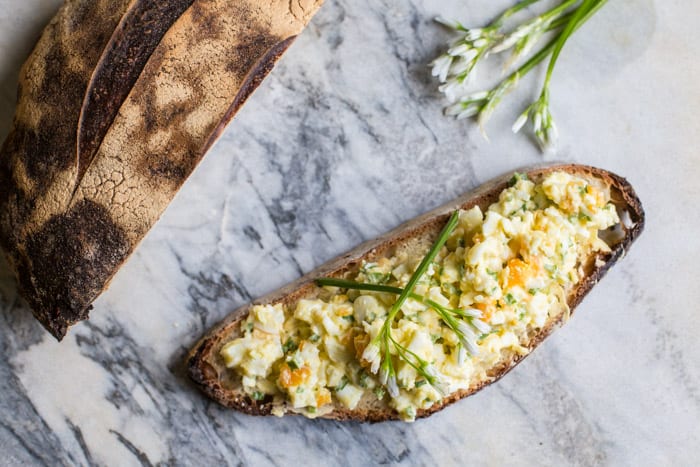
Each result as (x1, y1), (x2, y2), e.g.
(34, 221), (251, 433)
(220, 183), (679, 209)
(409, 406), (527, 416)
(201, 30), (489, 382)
(187, 164), (644, 421)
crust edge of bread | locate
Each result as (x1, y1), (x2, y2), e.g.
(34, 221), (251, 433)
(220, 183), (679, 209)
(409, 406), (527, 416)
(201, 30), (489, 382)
(186, 163), (645, 422)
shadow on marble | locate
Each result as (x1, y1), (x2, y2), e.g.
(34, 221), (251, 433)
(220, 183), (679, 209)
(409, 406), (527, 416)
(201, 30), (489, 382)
(0, 5), (60, 143)
(0, 64), (19, 143)
(0, 253), (47, 350)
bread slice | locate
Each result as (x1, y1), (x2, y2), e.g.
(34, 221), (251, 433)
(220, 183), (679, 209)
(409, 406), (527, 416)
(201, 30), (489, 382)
(0, 0), (324, 340)
(187, 164), (644, 421)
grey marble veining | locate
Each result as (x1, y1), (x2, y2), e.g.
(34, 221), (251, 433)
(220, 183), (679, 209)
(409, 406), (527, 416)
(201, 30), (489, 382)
(1, 0), (698, 465)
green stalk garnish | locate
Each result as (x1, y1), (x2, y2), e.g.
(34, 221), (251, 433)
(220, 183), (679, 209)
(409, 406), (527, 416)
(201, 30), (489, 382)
(433, 0), (609, 151)
(315, 278), (484, 323)
(316, 211), (490, 398)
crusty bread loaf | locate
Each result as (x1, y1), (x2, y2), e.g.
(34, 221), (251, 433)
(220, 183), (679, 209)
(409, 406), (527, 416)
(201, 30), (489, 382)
(187, 164), (645, 421)
(0, 0), (324, 340)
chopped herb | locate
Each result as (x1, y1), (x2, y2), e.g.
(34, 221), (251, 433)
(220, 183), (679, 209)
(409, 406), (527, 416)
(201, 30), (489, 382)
(374, 387), (386, 399)
(307, 406), (316, 414)
(361, 262), (390, 285)
(251, 391), (265, 401)
(579, 185), (588, 196)
(336, 376), (349, 392)
(360, 262), (377, 272)
(342, 315), (356, 322)
(431, 334), (444, 344)
(504, 293), (516, 305)
(309, 333), (321, 343)
(528, 288), (540, 295)
(518, 312), (526, 320)
(245, 321), (254, 333)
(282, 337), (298, 354)
(579, 212), (592, 222)
(366, 272), (390, 284)
(404, 407), (417, 419)
(415, 379), (427, 388)
(296, 387), (305, 393)
(509, 172), (528, 186)
(441, 282), (459, 297)
(287, 359), (299, 371)
(486, 269), (499, 279)
(358, 370), (370, 388)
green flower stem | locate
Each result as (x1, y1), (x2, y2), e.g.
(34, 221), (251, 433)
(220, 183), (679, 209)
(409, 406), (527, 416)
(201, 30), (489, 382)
(543, 0), (608, 90)
(485, 0), (608, 111)
(315, 278), (477, 321)
(491, 0), (543, 28)
(539, 0), (580, 24)
(315, 278), (403, 295)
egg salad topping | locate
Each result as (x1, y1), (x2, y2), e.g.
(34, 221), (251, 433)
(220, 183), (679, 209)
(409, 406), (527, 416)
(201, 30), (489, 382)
(220, 172), (620, 421)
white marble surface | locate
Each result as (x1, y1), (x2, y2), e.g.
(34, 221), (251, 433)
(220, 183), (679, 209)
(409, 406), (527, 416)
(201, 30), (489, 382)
(0, 0), (698, 465)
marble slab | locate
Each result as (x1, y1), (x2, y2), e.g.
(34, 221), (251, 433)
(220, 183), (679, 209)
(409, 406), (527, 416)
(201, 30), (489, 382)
(0, 0), (698, 465)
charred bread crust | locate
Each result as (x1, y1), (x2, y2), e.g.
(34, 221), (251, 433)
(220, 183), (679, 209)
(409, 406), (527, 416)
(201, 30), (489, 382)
(0, 0), (324, 340)
(187, 163), (645, 421)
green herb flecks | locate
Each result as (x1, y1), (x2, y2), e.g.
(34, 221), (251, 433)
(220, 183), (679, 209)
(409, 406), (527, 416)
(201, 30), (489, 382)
(335, 376), (349, 392)
(282, 337), (298, 354)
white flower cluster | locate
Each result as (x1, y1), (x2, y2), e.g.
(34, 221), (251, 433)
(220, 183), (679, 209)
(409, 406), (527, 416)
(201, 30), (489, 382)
(430, 18), (501, 102)
(512, 90), (558, 151)
(444, 77), (519, 133)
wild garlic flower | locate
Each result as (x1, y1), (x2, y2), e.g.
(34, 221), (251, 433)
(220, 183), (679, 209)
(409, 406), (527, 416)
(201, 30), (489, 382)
(512, 89), (558, 151)
(423, 364), (449, 396)
(362, 341), (382, 374)
(470, 318), (490, 334)
(461, 307), (483, 318)
(456, 321), (480, 356)
(378, 355), (400, 398)
(457, 345), (467, 365)
(431, 19), (502, 101)
(445, 91), (490, 120)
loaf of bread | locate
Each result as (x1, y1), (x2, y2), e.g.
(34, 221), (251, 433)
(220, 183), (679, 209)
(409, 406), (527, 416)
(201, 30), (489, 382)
(0, 0), (324, 339)
(188, 164), (644, 422)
